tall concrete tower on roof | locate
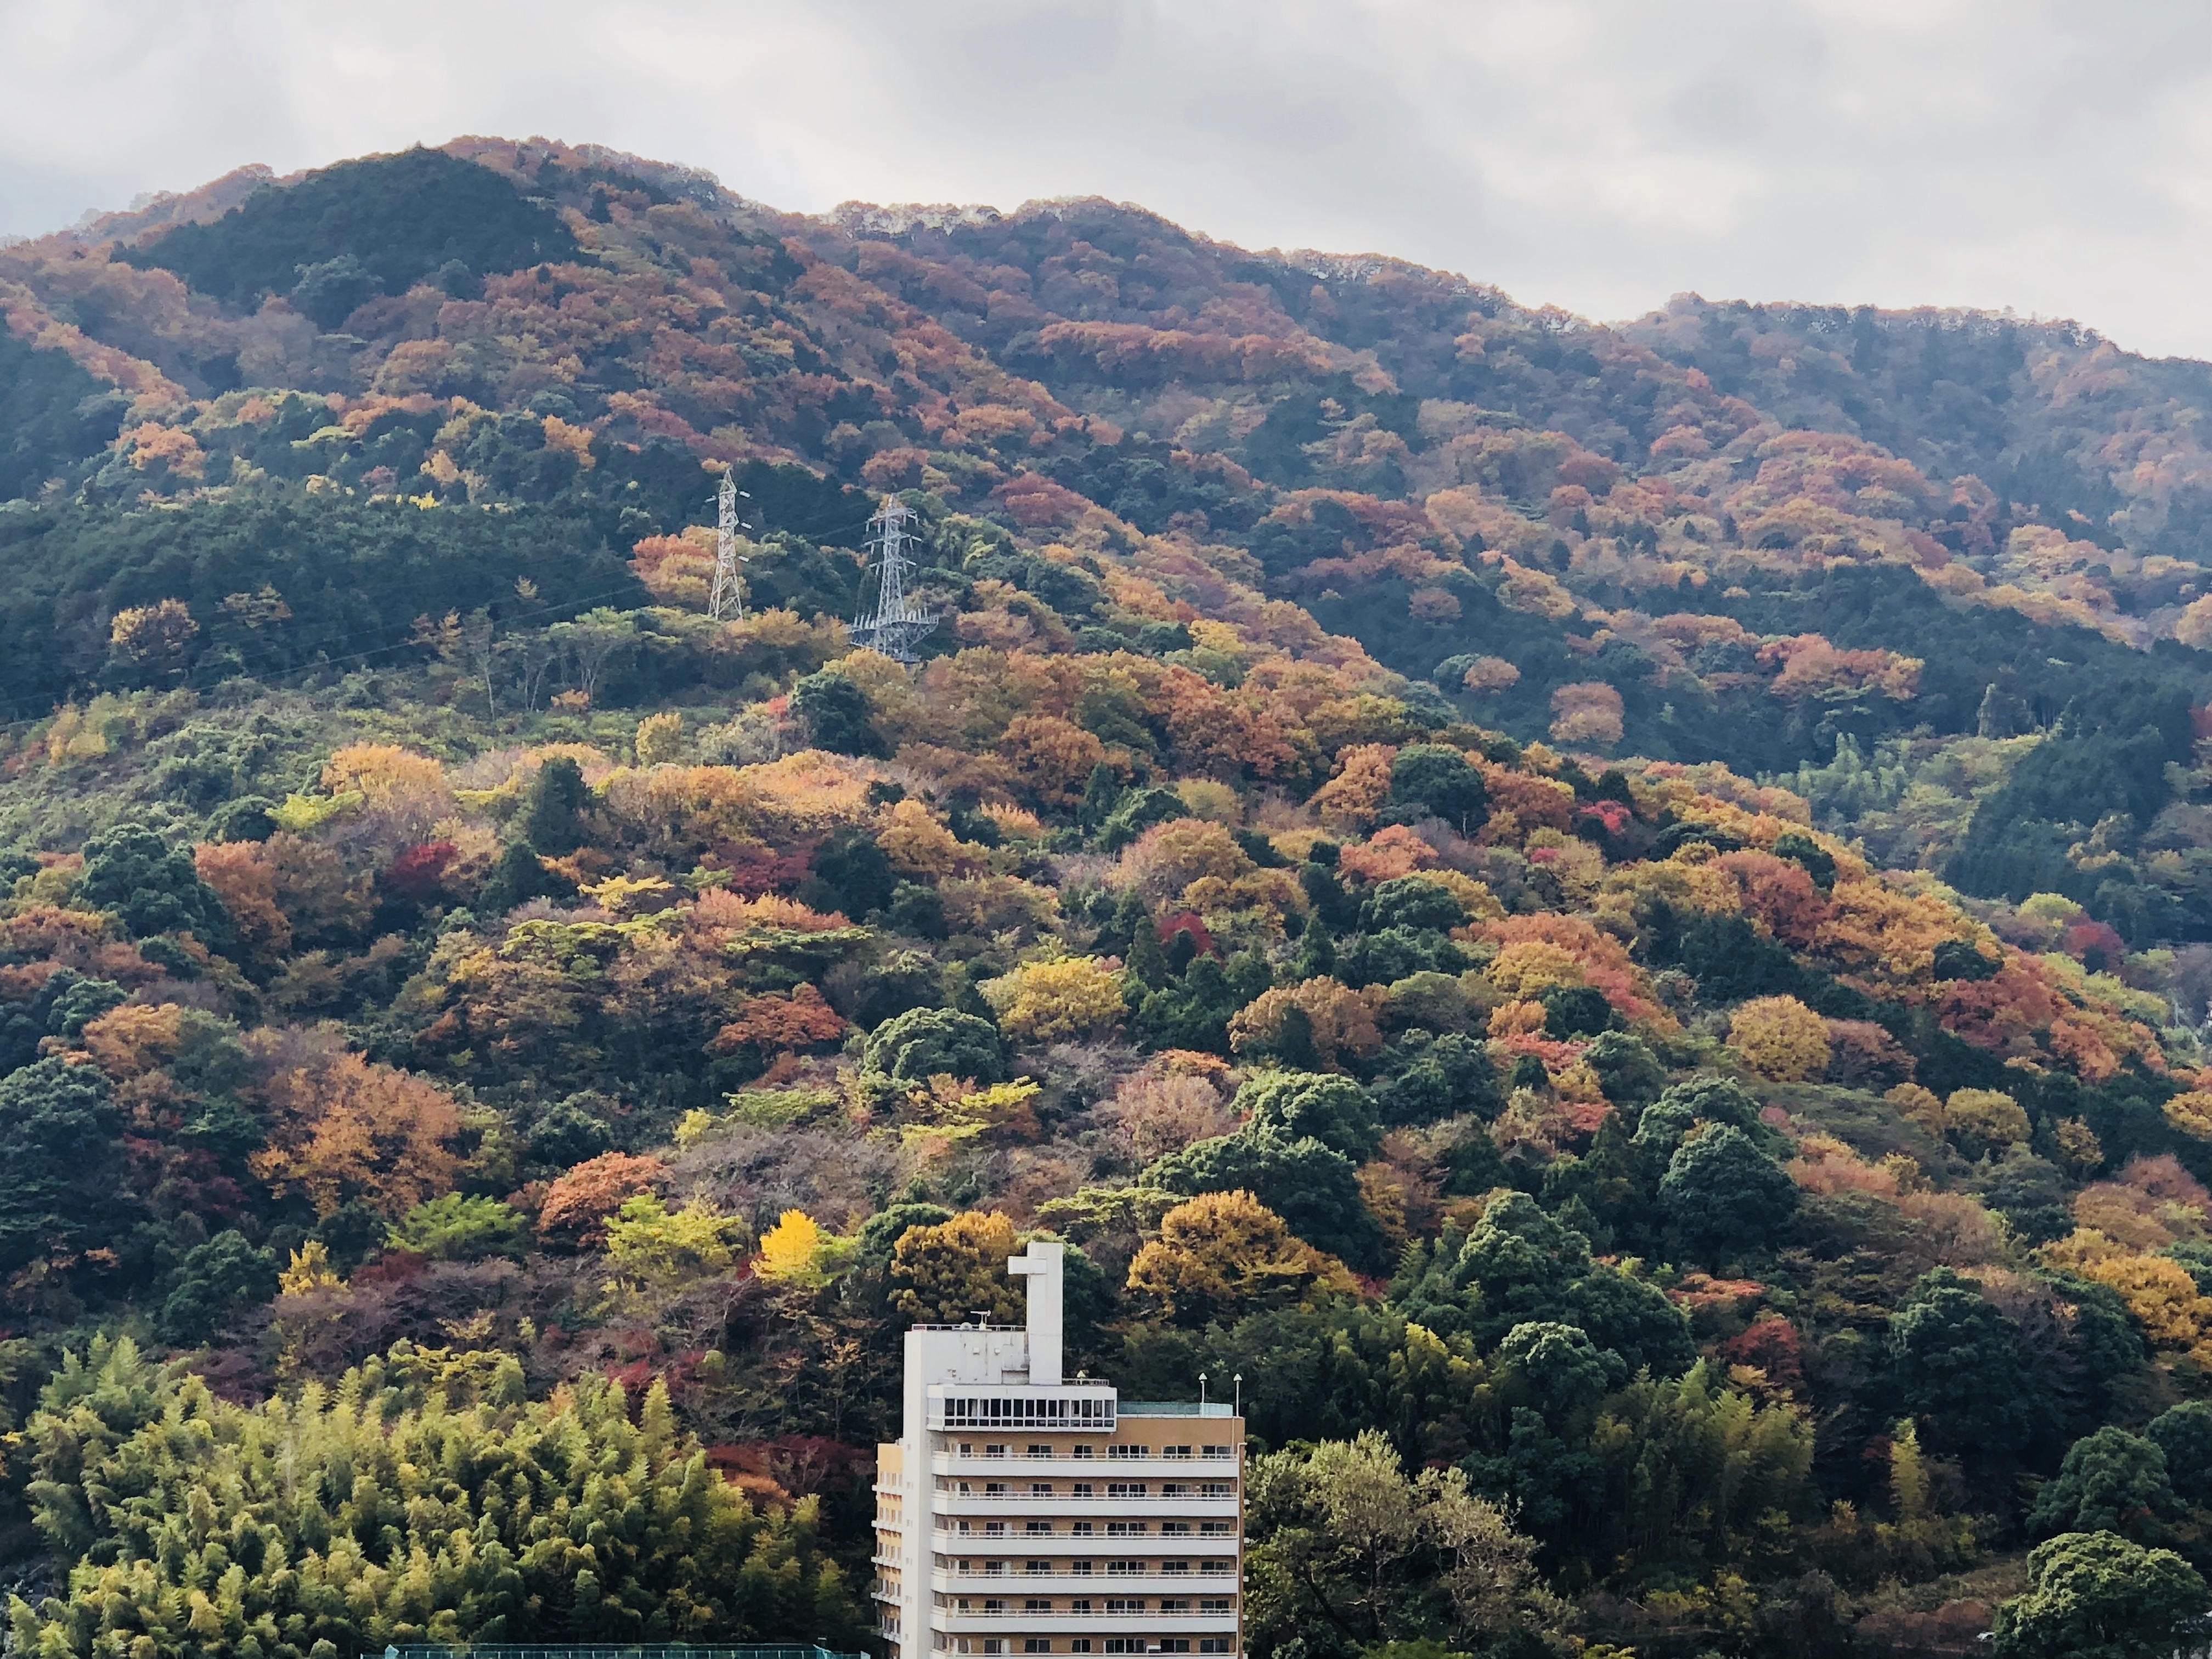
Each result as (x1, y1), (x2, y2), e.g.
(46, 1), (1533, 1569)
(873, 1241), (1245, 1658)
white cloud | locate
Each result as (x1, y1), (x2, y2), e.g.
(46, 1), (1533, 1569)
(4, 0), (2210, 356)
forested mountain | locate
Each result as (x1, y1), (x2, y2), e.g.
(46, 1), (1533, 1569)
(0, 137), (2210, 1657)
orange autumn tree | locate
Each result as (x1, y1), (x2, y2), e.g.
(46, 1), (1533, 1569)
(249, 1047), (462, 1217)
(1228, 978), (1384, 1070)
(999, 714), (1109, 809)
(1550, 682), (1624, 747)
(1312, 744), (1395, 833)
(1118, 819), (1252, 906)
(711, 985), (849, 1055)
(538, 1151), (669, 1247)
(195, 841), (292, 967)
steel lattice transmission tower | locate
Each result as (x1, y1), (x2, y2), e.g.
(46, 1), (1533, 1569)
(707, 471), (749, 622)
(848, 495), (939, 662)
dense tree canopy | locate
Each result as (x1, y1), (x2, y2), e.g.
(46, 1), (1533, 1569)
(0, 133), (2210, 1658)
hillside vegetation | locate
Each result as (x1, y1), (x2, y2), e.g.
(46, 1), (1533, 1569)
(0, 138), (2210, 1657)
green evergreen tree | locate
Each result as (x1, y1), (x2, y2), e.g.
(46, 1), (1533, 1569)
(79, 823), (230, 946)
(477, 837), (552, 914)
(1993, 1531), (2208, 1659)
(2028, 1427), (2178, 1543)
(155, 1232), (278, 1346)
(521, 754), (591, 853)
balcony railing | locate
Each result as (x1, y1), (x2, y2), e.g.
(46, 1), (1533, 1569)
(935, 1572), (1235, 1595)
(935, 1567), (1233, 1580)
(932, 1448), (1234, 1461)
(370, 1649), (870, 1659)
(941, 1609), (1237, 1619)
(933, 1609), (1239, 1635)
(933, 1455), (1238, 1476)
(938, 1495), (1248, 1504)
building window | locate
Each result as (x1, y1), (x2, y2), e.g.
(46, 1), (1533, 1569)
(1031, 1483), (1053, 1496)
(1071, 1446), (1094, 1459)
(1028, 1443), (1052, 1457)
(983, 1599), (1006, 1613)
(1105, 1599), (1145, 1614)
(1026, 1560), (1051, 1574)
(1159, 1643), (1192, 1655)
(1024, 1644), (1052, 1655)
(1071, 1482), (1093, 1498)
(1070, 1599), (1092, 1613)
(985, 1561), (1007, 1576)
(1160, 1522), (1190, 1536)
(1164, 1446), (1193, 1459)
(1200, 1484), (1232, 1498)
(1199, 1522), (1231, 1535)
(986, 1444), (1007, 1458)
(1201, 1445), (1230, 1458)
(1200, 1600), (1232, 1613)
(1026, 1522), (1053, 1536)
(1160, 1599), (1190, 1611)
(1070, 1560), (1094, 1575)
(1107, 1445), (1149, 1460)
(1104, 1644), (1137, 1656)
(1161, 1561), (1190, 1575)
(1106, 1521), (1148, 1536)
(985, 1483), (1008, 1496)
(985, 1523), (1006, 1536)
(1200, 1641), (1232, 1655)
(1070, 1644), (1092, 1655)
(1024, 1599), (1050, 1612)
(1160, 1484), (1188, 1498)
(1107, 1559), (1144, 1576)
(1198, 1562), (1232, 1576)
(1071, 1521), (1095, 1536)
(940, 1397), (1116, 1431)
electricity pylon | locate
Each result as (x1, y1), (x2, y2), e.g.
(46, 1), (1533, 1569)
(708, 471), (749, 621)
(849, 495), (939, 663)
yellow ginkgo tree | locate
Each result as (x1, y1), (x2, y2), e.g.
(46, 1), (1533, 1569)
(753, 1208), (859, 1289)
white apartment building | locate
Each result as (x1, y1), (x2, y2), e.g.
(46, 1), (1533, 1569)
(874, 1241), (1245, 1659)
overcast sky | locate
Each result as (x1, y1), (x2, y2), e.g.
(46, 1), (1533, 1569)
(6, 1), (2211, 357)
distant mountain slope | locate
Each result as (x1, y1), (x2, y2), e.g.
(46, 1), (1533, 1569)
(8, 145), (2212, 1659)
(114, 147), (578, 324)
(1621, 298), (2212, 562)
(3, 137), (2212, 942)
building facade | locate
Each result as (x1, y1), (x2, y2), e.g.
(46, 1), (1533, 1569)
(874, 1242), (1244, 1659)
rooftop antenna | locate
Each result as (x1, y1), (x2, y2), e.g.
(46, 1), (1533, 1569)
(849, 494), (939, 663)
(708, 471), (752, 622)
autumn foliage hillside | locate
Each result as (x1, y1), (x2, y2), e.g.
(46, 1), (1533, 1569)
(1, 139), (2211, 1657)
